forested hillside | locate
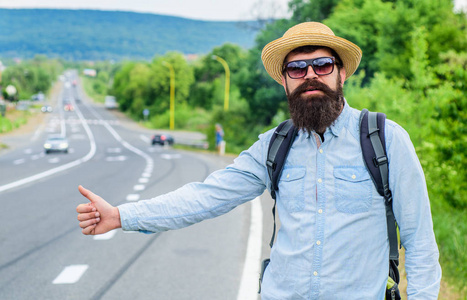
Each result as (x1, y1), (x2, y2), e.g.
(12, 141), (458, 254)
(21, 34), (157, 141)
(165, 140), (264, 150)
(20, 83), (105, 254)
(0, 9), (259, 60)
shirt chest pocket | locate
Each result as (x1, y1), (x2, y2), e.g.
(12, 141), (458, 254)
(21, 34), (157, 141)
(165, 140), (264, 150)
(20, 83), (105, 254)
(278, 167), (306, 213)
(334, 166), (373, 214)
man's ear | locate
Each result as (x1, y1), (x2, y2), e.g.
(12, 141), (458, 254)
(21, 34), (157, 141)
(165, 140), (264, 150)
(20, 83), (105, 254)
(339, 67), (346, 87)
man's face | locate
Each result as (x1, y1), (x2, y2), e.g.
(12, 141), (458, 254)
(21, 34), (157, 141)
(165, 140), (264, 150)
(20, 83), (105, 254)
(281, 48), (346, 134)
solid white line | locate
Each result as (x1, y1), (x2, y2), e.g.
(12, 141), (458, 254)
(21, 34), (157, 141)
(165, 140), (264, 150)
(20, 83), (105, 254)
(32, 124), (44, 141)
(139, 134), (150, 143)
(52, 265), (89, 284)
(237, 197), (263, 300)
(93, 230), (117, 240)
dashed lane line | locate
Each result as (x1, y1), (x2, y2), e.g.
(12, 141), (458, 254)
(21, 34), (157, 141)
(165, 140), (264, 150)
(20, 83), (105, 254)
(52, 265), (89, 284)
(126, 194), (140, 201)
(133, 185), (145, 191)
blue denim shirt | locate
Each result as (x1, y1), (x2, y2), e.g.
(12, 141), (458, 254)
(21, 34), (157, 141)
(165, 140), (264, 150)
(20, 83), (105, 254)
(119, 102), (441, 299)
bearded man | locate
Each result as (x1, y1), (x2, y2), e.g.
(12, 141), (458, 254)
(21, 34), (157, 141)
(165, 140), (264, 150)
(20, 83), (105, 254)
(76, 22), (441, 299)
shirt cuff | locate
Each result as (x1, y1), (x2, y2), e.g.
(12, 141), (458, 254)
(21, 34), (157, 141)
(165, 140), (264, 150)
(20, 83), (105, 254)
(118, 203), (140, 231)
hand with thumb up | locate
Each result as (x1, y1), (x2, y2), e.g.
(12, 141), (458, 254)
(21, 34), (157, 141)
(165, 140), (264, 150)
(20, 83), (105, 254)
(76, 185), (121, 235)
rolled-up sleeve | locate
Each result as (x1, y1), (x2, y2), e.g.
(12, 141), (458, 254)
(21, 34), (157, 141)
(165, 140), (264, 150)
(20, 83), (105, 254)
(386, 121), (442, 299)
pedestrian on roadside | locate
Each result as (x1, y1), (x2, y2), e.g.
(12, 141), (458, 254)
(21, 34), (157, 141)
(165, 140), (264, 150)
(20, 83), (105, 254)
(77, 22), (441, 299)
(215, 123), (224, 154)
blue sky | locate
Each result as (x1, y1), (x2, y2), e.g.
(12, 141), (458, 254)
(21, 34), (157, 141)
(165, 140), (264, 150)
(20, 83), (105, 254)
(0, 0), (292, 21)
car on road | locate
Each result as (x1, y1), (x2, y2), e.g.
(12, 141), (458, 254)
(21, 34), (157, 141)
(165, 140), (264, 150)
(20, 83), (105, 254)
(44, 135), (69, 154)
(41, 105), (53, 113)
(151, 134), (174, 146)
(64, 103), (74, 111)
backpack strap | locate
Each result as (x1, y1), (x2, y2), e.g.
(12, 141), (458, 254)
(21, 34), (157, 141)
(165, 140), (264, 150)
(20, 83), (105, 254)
(360, 109), (400, 283)
(266, 119), (298, 248)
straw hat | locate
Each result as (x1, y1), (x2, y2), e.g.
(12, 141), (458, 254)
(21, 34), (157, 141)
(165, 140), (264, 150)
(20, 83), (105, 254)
(261, 22), (362, 85)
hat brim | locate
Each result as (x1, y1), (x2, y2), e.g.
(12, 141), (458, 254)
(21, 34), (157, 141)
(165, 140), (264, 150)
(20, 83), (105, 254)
(262, 33), (362, 85)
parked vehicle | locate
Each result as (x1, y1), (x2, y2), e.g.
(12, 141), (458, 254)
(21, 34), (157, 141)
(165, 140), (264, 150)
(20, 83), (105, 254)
(104, 96), (118, 109)
(151, 134), (174, 146)
(44, 135), (69, 154)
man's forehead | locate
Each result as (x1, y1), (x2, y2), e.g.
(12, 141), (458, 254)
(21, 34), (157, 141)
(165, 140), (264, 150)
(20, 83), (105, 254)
(285, 48), (333, 62)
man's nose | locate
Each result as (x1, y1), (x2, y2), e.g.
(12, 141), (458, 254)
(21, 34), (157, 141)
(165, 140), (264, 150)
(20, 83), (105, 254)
(304, 65), (318, 79)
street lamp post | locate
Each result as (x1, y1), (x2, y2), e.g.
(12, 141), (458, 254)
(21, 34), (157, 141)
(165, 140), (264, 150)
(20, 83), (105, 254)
(162, 61), (175, 130)
(212, 55), (230, 111)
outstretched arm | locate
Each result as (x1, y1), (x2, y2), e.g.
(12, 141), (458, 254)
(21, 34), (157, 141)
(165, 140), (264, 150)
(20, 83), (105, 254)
(76, 185), (121, 235)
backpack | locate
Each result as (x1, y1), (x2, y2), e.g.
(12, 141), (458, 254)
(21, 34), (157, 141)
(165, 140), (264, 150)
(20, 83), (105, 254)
(259, 109), (401, 300)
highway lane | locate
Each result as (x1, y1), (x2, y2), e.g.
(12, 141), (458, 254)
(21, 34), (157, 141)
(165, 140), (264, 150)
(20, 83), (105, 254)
(0, 74), (274, 300)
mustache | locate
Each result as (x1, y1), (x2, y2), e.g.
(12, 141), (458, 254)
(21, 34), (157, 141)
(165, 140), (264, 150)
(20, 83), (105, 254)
(291, 79), (336, 97)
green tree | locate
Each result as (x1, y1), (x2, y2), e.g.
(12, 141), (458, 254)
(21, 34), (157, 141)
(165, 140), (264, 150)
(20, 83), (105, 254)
(289, 0), (340, 22)
(325, 0), (467, 81)
(237, 19), (295, 125)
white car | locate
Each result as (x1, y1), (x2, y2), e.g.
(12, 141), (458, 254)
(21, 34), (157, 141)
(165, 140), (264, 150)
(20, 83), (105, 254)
(44, 135), (69, 154)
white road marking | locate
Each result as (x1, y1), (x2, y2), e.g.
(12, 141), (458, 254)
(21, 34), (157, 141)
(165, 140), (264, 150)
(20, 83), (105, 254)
(161, 154), (181, 160)
(13, 159), (26, 165)
(105, 156), (127, 162)
(23, 149), (33, 154)
(31, 153), (44, 160)
(139, 178), (149, 183)
(139, 134), (150, 143)
(134, 185), (145, 191)
(142, 172), (151, 178)
(107, 147), (122, 153)
(126, 194), (140, 201)
(48, 157), (60, 164)
(237, 197), (263, 300)
(32, 124), (44, 141)
(70, 134), (87, 140)
(52, 265), (89, 284)
(93, 230), (117, 240)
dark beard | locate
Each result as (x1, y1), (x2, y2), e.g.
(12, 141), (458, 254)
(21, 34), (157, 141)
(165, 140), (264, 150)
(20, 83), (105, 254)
(287, 79), (344, 134)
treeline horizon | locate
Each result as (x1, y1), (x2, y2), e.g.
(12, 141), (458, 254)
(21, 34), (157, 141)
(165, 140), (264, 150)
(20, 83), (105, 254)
(0, 8), (260, 61)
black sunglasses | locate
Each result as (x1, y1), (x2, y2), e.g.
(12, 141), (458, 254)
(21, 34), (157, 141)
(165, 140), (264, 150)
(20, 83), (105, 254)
(283, 57), (336, 79)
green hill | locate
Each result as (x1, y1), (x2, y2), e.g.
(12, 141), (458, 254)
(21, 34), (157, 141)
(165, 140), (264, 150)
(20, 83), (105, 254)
(0, 9), (260, 61)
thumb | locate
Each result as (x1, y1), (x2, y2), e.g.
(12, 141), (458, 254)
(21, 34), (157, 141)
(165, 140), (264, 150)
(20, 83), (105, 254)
(78, 185), (101, 204)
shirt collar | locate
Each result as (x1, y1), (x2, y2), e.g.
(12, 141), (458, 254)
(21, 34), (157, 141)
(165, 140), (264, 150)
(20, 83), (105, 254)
(328, 99), (350, 137)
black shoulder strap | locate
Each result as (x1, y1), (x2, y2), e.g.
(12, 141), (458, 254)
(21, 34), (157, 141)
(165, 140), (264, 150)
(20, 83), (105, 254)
(360, 109), (400, 283)
(267, 119), (298, 198)
(266, 119), (298, 248)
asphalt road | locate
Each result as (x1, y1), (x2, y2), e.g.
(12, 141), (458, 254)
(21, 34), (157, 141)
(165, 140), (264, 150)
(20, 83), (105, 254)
(0, 72), (274, 300)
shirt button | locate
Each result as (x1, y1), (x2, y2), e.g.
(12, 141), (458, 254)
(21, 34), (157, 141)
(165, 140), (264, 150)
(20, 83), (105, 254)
(286, 174), (290, 179)
(351, 174), (356, 179)
(313, 271), (318, 276)
(317, 178), (322, 183)
(316, 240), (321, 245)
(319, 149), (323, 154)
(318, 209), (323, 214)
